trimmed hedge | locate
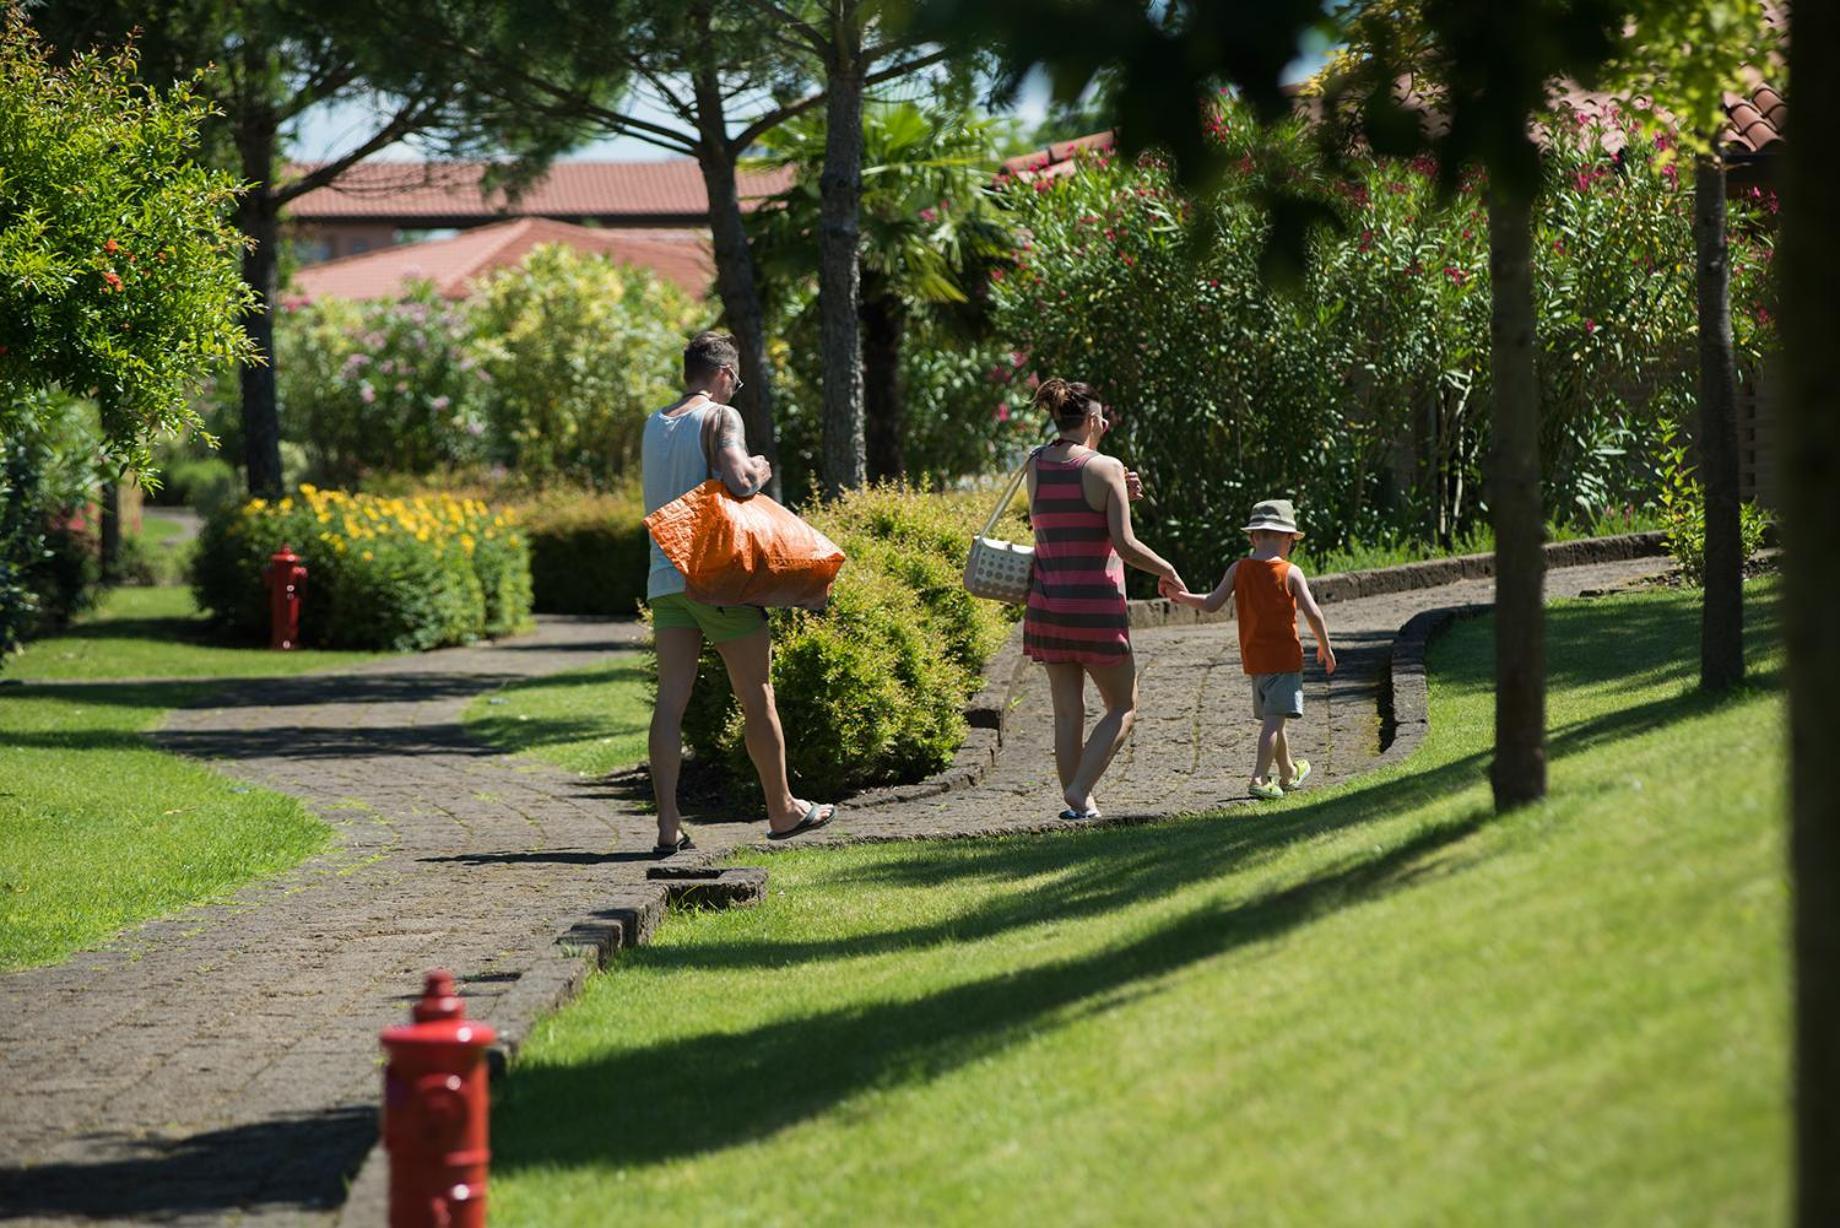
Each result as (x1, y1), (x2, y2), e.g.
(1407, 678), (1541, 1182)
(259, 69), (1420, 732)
(520, 483), (651, 616)
(191, 486), (533, 651)
(680, 483), (1027, 797)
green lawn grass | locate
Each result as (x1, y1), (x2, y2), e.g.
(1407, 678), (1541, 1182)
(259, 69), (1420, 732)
(463, 653), (651, 776)
(4, 585), (384, 681)
(490, 581), (1786, 1226)
(1, 587), (391, 969)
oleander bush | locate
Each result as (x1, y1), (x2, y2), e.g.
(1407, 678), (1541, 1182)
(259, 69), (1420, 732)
(191, 486), (532, 651)
(679, 483), (1028, 797)
(274, 289), (489, 486)
(990, 94), (1778, 588)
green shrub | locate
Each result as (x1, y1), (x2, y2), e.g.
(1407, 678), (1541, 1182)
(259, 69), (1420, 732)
(0, 16), (256, 474)
(191, 486), (531, 651)
(518, 483), (651, 616)
(1657, 421), (1771, 586)
(273, 289), (489, 485)
(1, 390), (104, 661)
(679, 484), (1027, 797)
(468, 245), (701, 485)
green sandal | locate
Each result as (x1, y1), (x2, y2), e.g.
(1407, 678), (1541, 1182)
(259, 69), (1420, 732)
(1280, 760), (1312, 792)
(1248, 779), (1284, 801)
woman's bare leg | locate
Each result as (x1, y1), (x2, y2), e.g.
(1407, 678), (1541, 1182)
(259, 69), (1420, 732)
(1045, 662), (1088, 794)
(1064, 656), (1139, 814)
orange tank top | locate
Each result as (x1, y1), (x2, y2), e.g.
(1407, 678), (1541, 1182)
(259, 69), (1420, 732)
(1234, 556), (1303, 674)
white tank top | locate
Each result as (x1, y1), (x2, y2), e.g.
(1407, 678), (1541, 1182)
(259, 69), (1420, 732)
(642, 401), (716, 599)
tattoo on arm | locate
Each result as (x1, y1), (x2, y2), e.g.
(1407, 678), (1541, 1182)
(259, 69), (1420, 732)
(716, 407), (747, 453)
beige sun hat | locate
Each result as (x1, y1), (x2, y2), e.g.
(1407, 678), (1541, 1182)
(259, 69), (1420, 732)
(1243, 499), (1304, 536)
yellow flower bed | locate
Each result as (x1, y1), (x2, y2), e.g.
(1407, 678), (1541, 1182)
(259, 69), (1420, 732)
(196, 486), (533, 650)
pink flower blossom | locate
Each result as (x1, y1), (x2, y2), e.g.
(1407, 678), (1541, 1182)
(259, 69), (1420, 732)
(919, 207), (937, 223)
(359, 381), (377, 404)
(1584, 318), (1598, 335)
(431, 395), (451, 411)
(995, 402), (1011, 422)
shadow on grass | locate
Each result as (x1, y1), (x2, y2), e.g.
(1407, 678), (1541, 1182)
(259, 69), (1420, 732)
(494, 809), (1492, 1174)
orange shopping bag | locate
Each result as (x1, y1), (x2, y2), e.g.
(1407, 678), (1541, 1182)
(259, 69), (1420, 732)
(644, 479), (846, 610)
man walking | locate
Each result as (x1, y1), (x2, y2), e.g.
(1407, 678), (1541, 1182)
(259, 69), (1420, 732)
(642, 331), (837, 854)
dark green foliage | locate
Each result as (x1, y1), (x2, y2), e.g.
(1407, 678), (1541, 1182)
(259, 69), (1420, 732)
(0, 392), (104, 662)
(518, 485), (653, 617)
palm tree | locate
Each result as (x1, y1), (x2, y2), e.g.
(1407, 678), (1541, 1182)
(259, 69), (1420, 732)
(750, 100), (1014, 481)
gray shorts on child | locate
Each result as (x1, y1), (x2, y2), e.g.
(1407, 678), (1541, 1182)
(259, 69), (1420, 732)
(1250, 671), (1304, 719)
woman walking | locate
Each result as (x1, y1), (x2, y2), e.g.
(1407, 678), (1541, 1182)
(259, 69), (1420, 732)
(1024, 378), (1184, 820)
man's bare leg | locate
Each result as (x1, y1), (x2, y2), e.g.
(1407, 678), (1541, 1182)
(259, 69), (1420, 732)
(649, 625), (704, 847)
(713, 625), (833, 831)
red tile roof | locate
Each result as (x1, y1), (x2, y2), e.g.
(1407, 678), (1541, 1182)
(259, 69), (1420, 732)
(287, 218), (714, 302)
(1723, 82), (1786, 154)
(285, 159), (793, 223)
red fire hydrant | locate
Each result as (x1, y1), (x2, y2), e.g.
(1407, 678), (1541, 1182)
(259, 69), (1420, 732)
(263, 545), (308, 650)
(380, 970), (497, 1228)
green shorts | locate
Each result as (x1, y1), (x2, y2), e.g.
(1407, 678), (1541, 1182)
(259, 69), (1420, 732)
(650, 593), (766, 643)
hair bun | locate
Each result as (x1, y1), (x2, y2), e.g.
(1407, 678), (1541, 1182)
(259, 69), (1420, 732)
(1034, 377), (1071, 415)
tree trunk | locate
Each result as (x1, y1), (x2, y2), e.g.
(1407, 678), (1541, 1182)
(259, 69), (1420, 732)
(861, 270), (905, 482)
(1694, 155), (1744, 691)
(817, 5), (866, 498)
(1486, 187), (1546, 810)
(1783, 3), (1840, 1220)
(97, 481), (121, 582)
(237, 137), (285, 500)
(689, 48), (780, 500)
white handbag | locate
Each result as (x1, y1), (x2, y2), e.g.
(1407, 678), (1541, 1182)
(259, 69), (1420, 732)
(963, 451), (1037, 603)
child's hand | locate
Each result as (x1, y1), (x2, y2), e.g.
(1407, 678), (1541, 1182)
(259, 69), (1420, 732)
(1170, 590), (1206, 609)
(1318, 644), (1337, 675)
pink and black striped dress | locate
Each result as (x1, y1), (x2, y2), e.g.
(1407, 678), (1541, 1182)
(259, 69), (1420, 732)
(1023, 449), (1131, 665)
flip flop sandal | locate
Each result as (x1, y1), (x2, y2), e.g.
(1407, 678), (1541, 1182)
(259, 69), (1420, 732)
(653, 833), (695, 856)
(768, 801), (837, 841)
(1058, 808), (1102, 821)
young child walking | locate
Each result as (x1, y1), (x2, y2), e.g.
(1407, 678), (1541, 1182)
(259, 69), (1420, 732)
(1170, 499), (1336, 800)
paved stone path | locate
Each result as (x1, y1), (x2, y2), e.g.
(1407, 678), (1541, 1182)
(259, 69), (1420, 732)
(0, 556), (1666, 1225)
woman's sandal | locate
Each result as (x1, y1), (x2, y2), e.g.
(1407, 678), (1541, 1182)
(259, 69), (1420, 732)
(768, 801), (837, 841)
(1058, 806), (1102, 821)
(653, 832), (695, 857)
